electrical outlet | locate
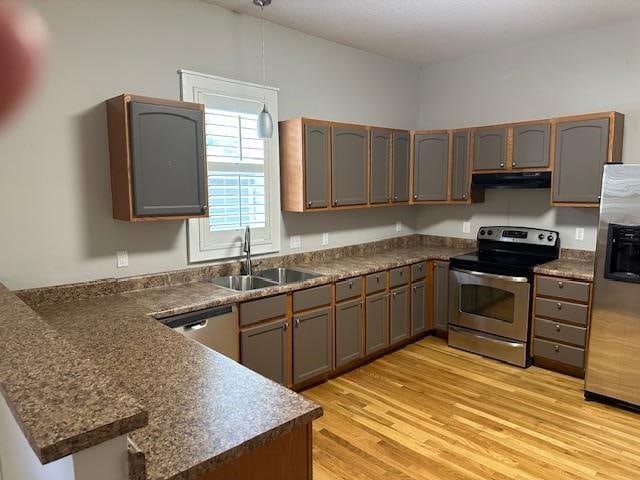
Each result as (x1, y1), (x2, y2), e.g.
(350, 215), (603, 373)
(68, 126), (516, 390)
(575, 228), (585, 241)
(395, 221), (402, 232)
(116, 250), (128, 268)
(322, 233), (329, 246)
(463, 221), (471, 234)
(290, 235), (301, 249)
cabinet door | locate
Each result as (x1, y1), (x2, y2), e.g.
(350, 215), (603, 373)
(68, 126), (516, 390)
(552, 118), (610, 204)
(335, 299), (363, 368)
(129, 101), (206, 216)
(411, 281), (427, 336)
(370, 130), (391, 204)
(512, 123), (550, 169)
(451, 131), (470, 201)
(391, 132), (410, 202)
(413, 133), (449, 201)
(304, 123), (329, 209)
(332, 126), (368, 206)
(389, 286), (410, 346)
(365, 292), (389, 355)
(241, 318), (287, 385)
(474, 128), (507, 171)
(433, 261), (450, 331)
(293, 306), (332, 385)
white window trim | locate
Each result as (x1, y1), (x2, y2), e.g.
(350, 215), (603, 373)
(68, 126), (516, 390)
(180, 70), (281, 263)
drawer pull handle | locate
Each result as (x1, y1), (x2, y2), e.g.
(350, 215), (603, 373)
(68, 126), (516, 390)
(399, 270), (403, 276)
(412, 286), (417, 292)
(294, 318), (300, 328)
(554, 345), (560, 353)
(376, 275), (380, 282)
(556, 302), (563, 310)
(307, 201), (313, 208)
(419, 265), (423, 271)
(348, 281), (353, 288)
(555, 324), (561, 332)
(283, 322), (289, 332)
(558, 281), (564, 289)
(392, 292), (397, 299)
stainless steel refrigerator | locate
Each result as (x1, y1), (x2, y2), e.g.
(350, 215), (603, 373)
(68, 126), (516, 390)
(585, 164), (640, 408)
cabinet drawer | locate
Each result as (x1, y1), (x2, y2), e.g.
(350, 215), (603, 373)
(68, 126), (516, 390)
(335, 277), (362, 302)
(293, 284), (331, 312)
(535, 298), (589, 326)
(534, 318), (587, 347)
(536, 276), (590, 303)
(533, 338), (585, 369)
(411, 262), (426, 282)
(240, 294), (287, 327)
(389, 266), (410, 287)
(366, 271), (387, 295)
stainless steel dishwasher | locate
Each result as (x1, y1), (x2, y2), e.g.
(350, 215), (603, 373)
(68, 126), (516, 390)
(159, 304), (239, 361)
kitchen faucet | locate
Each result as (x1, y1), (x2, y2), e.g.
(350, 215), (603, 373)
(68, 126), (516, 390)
(243, 225), (252, 275)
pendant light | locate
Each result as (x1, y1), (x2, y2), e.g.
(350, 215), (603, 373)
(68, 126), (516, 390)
(254, 0), (273, 139)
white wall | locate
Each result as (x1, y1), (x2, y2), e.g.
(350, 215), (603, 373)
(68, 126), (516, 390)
(0, 0), (420, 290)
(416, 18), (640, 251)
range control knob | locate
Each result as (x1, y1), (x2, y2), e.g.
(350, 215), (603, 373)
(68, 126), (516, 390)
(480, 229), (486, 236)
(547, 235), (554, 242)
(487, 230), (494, 236)
(538, 233), (545, 240)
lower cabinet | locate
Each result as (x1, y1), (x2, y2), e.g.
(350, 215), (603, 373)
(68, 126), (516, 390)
(365, 292), (389, 355)
(241, 318), (288, 385)
(335, 298), (363, 368)
(293, 306), (332, 385)
(389, 286), (410, 345)
(433, 261), (450, 331)
(411, 280), (427, 336)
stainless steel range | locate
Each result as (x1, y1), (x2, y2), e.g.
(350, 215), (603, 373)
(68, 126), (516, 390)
(448, 226), (560, 367)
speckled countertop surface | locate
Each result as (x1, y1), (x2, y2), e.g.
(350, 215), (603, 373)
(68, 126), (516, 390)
(534, 249), (596, 281)
(0, 284), (147, 464)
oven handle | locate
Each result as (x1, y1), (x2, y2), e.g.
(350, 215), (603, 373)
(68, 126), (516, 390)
(451, 268), (529, 283)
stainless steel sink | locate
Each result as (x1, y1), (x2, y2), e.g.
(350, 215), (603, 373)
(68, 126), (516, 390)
(209, 275), (279, 291)
(257, 267), (322, 285)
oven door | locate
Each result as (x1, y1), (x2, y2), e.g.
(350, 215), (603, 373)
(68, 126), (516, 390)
(449, 268), (531, 341)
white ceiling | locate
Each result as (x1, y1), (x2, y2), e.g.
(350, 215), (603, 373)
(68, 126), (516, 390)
(204, 0), (640, 64)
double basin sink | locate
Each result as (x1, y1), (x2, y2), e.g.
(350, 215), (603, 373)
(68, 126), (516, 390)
(210, 267), (321, 292)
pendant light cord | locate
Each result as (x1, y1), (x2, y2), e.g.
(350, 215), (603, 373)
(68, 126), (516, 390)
(261, 5), (266, 104)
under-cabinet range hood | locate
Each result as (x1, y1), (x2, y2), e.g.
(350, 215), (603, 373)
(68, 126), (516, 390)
(472, 171), (551, 190)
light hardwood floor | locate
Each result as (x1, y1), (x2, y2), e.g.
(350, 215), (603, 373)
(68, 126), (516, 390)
(304, 337), (640, 480)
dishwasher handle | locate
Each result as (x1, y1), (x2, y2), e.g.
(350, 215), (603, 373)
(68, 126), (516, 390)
(159, 304), (234, 330)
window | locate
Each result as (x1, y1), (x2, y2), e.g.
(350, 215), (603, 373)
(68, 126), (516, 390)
(181, 71), (280, 262)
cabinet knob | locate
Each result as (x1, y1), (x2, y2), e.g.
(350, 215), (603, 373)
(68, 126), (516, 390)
(512, 162), (517, 167)
(294, 318), (300, 327)
(557, 281), (564, 289)
(500, 162), (505, 168)
(419, 265), (423, 271)
(399, 270), (403, 276)
(412, 286), (417, 292)
(556, 302), (563, 310)
(597, 196), (601, 201)
(348, 281), (353, 288)
(333, 200), (338, 207)
(376, 275), (380, 282)
(283, 322), (289, 331)
(393, 195), (398, 201)
(554, 345), (560, 352)
(413, 194), (418, 200)
(555, 324), (561, 332)
(392, 292), (397, 299)
(462, 194), (467, 199)
(307, 201), (313, 208)
(201, 205), (208, 212)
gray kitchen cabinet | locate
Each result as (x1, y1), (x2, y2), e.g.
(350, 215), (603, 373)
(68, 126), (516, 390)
(335, 298), (363, 368)
(433, 261), (450, 331)
(450, 130), (470, 201)
(552, 118), (610, 204)
(293, 306), (332, 385)
(512, 123), (550, 169)
(391, 132), (411, 203)
(241, 318), (288, 385)
(474, 127), (507, 171)
(370, 129), (391, 204)
(304, 123), (330, 209)
(365, 291), (389, 355)
(106, 94), (208, 221)
(332, 126), (368, 207)
(413, 133), (449, 202)
(389, 286), (410, 346)
(411, 281), (427, 336)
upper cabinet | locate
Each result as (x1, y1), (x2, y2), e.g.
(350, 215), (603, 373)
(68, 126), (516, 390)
(106, 94), (208, 222)
(391, 132), (411, 203)
(473, 127), (507, 171)
(304, 122), (331, 209)
(512, 122), (550, 169)
(450, 129), (471, 201)
(552, 112), (624, 207)
(332, 124), (368, 207)
(370, 129), (391, 204)
(413, 132), (449, 202)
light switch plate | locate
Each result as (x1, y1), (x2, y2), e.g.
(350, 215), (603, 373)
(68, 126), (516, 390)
(116, 250), (128, 268)
(395, 221), (402, 232)
(576, 228), (585, 241)
(463, 221), (471, 234)
(322, 233), (329, 246)
(290, 235), (301, 249)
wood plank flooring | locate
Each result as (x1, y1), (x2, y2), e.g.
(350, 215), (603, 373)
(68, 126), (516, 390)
(303, 337), (640, 480)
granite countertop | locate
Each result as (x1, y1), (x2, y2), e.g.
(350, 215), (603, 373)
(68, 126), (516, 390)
(0, 284), (147, 464)
(534, 250), (596, 282)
